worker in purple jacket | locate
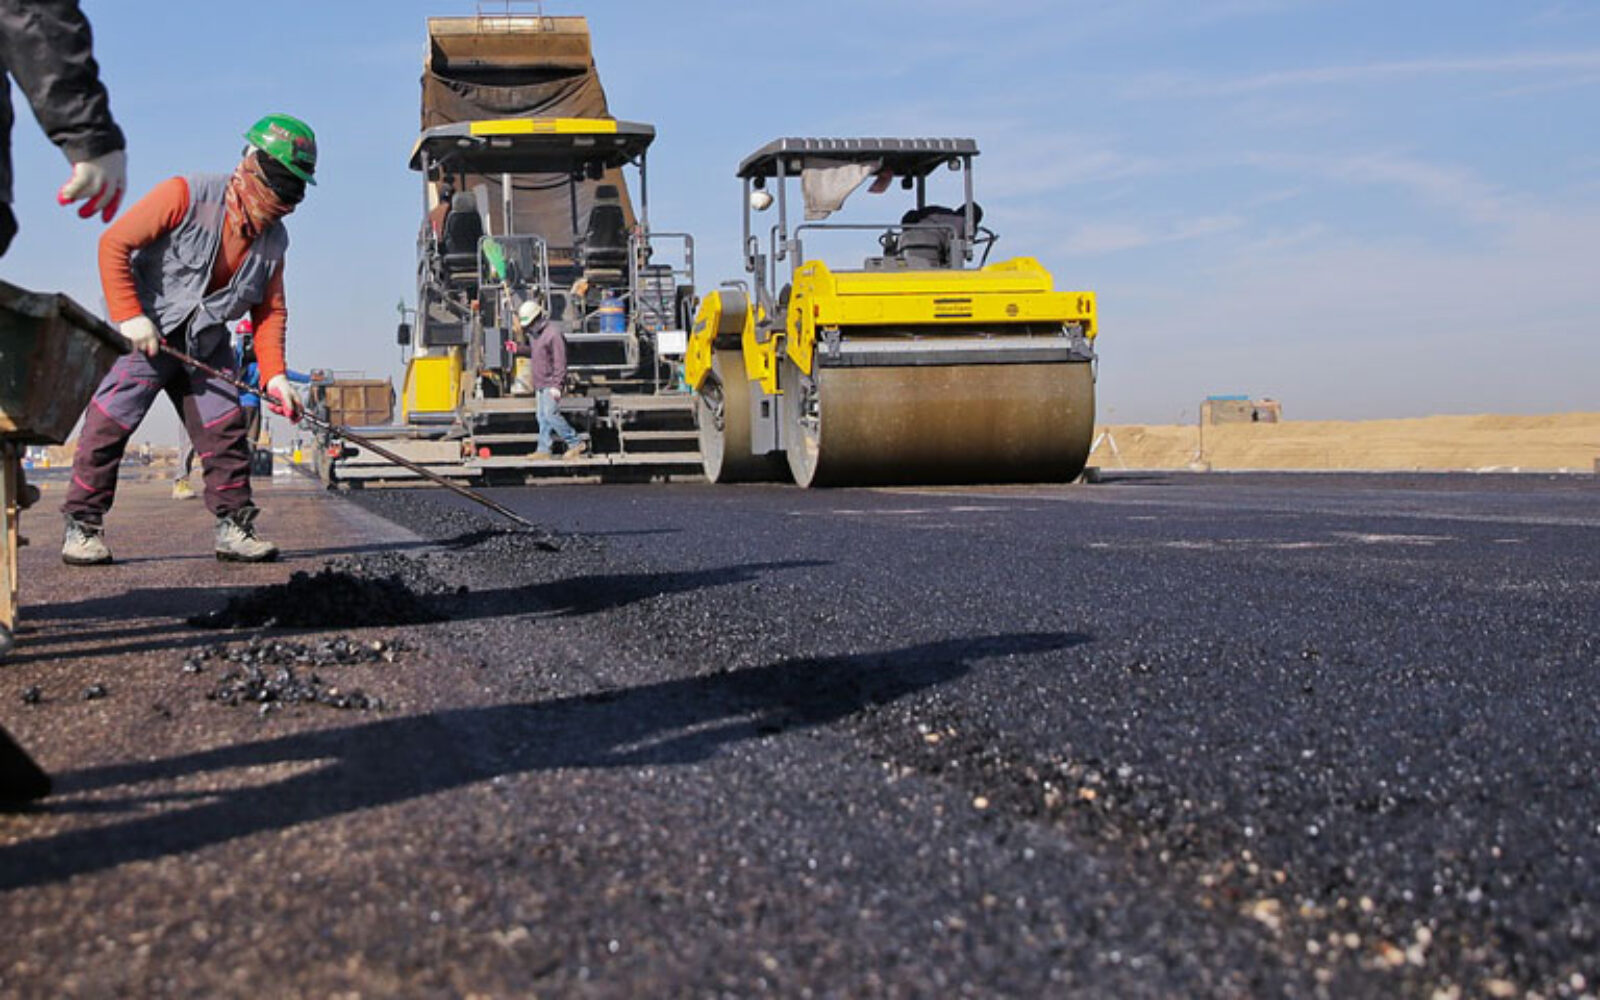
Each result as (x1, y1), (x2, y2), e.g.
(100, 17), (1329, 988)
(504, 295), (589, 461)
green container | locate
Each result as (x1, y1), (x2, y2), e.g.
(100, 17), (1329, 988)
(0, 280), (124, 444)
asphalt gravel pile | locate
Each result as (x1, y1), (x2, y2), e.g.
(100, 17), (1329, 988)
(191, 636), (410, 712)
(189, 553), (457, 629)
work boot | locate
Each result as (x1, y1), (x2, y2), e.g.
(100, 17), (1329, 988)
(562, 440), (590, 462)
(61, 515), (112, 566)
(214, 506), (278, 563)
(529, 451), (553, 461)
(171, 478), (195, 500)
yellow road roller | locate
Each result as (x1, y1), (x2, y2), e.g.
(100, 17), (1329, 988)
(685, 137), (1098, 487)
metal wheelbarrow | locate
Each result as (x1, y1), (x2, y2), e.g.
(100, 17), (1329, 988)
(0, 278), (123, 803)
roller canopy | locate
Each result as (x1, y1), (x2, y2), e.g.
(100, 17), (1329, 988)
(737, 138), (979, 180)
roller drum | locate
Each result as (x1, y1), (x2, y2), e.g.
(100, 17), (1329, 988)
(784, 358), (1095, 488)
(698, 350), (789, 483)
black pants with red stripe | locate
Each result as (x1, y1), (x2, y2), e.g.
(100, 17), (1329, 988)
(61, 333), (252, 523)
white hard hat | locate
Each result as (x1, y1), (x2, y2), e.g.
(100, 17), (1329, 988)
(518, 299), (544, 325)
(749, 189), (774, 212)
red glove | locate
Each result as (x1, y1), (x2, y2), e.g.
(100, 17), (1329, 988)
(58, 150), (127, 222)
(504, 339), (520, 357)
(264, 375), (303, 423)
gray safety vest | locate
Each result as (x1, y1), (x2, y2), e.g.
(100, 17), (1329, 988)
(130, 173), (288, 356)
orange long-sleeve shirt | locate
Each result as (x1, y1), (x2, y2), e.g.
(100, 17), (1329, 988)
(98, 176), (289, 384)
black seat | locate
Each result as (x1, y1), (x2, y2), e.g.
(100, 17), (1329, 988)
(583, 184), (628, 271)
(441, 191), (484, 283)
(896, 203), (982, 268)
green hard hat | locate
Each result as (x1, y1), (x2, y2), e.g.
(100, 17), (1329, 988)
(243, 114), (317, 185)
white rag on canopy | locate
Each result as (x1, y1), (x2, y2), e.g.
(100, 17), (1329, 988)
(800, 159), (881, 221)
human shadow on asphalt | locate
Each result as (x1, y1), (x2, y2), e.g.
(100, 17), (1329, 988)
(24, 587), (249, 623)
(437, 559), (830, 620)
(6, 559), (828, 662)
(0, 621), (214, 664)
(0, 632), (1089, 886)
(6, 588), (257, 663)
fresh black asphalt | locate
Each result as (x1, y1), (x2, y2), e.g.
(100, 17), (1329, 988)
(330, 472), (1598, 997)
(4, 472), (1595, 997)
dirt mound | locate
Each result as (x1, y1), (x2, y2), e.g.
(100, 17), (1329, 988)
(1092, 412), (1600, 472)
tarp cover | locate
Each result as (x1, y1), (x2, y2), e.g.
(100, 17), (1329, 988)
(800, 159), (880, 221)
(421, 17), (635, 263)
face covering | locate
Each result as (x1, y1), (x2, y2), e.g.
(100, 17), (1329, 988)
(225, 154), (295, 239)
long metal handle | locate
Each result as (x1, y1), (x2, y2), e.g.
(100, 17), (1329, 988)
(158, 344), (538, 530)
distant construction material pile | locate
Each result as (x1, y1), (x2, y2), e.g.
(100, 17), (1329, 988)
(1202, 395), (1282, 425)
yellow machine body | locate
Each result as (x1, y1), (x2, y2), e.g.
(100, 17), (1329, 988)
(780, 256), (1092, 389)
(402, 353), (464, 421)
(689, 257), (1094, 396)
(684, 288), (750, 391)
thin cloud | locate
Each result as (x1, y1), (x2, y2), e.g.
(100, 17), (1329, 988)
(1237, 151), (1514, 225)
(1061, 215), (1244, 255)
(1494, 72), (1600, 97)
(1529, 2), (1600, 26)
(1128, 50), (1600, 99)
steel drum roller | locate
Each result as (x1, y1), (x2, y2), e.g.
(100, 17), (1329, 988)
(785, 359), (1095, 488)
(698, 350), (789, 483)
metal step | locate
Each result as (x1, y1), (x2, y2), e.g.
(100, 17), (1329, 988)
(472, 451), (702, 469)
(605, 395), (696, 414)
(619, 430), (699, 442)
(334, 463), (480, 481)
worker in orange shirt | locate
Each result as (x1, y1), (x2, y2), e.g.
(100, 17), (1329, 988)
(60, 115), (314, 565)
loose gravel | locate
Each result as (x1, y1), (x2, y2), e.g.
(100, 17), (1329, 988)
(192, 636), (409, 713)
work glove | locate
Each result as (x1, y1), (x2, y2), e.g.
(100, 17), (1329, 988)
(119, 315), (161, 356)
(503, 339), (521, 357)
(546, 386), (562, 403)
(264, 375), (303, 423)
(58, 149), (126, 222)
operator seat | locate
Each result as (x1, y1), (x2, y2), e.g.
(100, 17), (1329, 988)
(441, 191), (484, 285)
(583, 184), (628, 273)
(897, 203), (983, 268)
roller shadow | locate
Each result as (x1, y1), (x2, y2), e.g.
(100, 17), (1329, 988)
(1090, 473), (1180, 487)
(0, 632), (1089, 887)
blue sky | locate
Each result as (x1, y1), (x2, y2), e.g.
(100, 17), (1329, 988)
(5, 1), (1597, 443)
